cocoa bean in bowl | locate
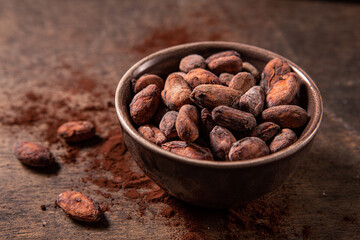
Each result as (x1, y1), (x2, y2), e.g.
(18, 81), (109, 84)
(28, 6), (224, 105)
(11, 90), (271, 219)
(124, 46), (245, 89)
(115, 42), (323, 208)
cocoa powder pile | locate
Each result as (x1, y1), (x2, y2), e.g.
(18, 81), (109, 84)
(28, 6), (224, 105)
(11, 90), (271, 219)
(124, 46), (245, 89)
(1, 64), (290, 238)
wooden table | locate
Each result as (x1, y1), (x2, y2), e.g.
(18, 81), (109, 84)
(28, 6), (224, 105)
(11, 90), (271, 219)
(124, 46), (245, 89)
(0, 1), (359, 239)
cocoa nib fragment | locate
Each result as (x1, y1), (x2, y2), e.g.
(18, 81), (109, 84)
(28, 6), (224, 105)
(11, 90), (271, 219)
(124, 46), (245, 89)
(228, 72), (256, 95)
(130, 84), (160, 125)
(251, 122), (280, 142)
(161, 73), (192, 110)
(133, 74), (164, 94)
(57, 121), (95, 142)
(13, 141), (54, 167)
(184, 68), (220, 88)
(266, 72), (299, 107)
(239, 86), (265, 117)
(260, 58), (291, 93)
(269, 128), (298, 153)
(179, 54), (206, 73)
(190, 84), (241, 109)
(138, 124), (167, 146)
(212, 105), (257, 132)
(229, 137), (269, 161)
(161, 141), (213, 160)
(56, 191), (102, 222)
(261, 105), (309, 128)
(159, 111), (178, 139)
(176, 104), (199, 142)
(210, 126), (236, 160)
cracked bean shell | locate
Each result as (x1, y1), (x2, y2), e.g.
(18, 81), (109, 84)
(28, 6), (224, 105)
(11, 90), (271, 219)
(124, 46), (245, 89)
(260, 58), (291, 93)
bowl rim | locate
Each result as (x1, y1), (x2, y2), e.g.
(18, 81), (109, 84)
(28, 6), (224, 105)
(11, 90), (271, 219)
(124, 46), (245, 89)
(115, 41), (323, 169)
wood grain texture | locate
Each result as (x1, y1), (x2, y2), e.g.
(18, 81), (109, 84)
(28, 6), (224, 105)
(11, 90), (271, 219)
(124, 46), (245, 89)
(0, 0), (359, 239)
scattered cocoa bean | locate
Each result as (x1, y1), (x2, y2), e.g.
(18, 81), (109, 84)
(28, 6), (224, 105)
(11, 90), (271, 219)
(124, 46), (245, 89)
(219, 73), (234, 86)
(228, 72), (256, 95)
(161, 73), (192, 110)
(207, 55), (243, 75)
(260, 58), (291, 93)
(184, 68), (220, 88)
(133, 74), (164, 94)
(200, 108), (216, 137)
(56, 191), (102, 222)
(161, 141), (213, 160)
(239, 86), (265, 117)
(190, 84), (241, 109)
(210, 126), (236, 160)
(266, 72), (299, 107)
(138, 124), (167, 146)
(57, 121), (96, 142)
(176, 104), (199, 142)
(261, 105), (309, 128)
(159, 111), (178, 139)
(269, 128), (298, 153)
(242, 62), (260, 80)
(130, 84), (160, 125)
(12, 141), (54, 167)
(229, 137), (269, 161)
(205, 50), (241, 65)
(251, 122), (280, 142)
(179, 54), (206, 73)
(212, 105), (257, 132)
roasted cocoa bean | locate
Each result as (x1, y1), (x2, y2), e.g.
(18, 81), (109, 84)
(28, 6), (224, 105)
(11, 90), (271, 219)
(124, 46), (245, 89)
(138, 124), (167, 146)
(212, 105), (257, 132)
(184, 68), (220, 88)
(130, 84), (160, 125)
(228, 72), (256, 95)
(200, 108), (216, 137)
(172, 71), (186, 78)
(266, 72), (299, 107)
(219, 73), (234, 86)
(133, 74), (164, 94)
(250, 122), (280, 142)
(161, 73), (192, 110)
(176, 104), (199, 142)
(242, 62), (260, 80)
(269, 128), (298, 153)
(239, 86), (265, 117)
(179, 54), (206, 73)
(152, 102), (170, 126)
(261, 105), (309, 128)
(210, 126), (236, 160)
(229, 137), (269, 161)
(12, 141), (54, 167)
(56, 191), (102, 222)
(205, 50), (241, 65)
(57, 121), (96, 142)
(207, 55), (243, 75)
(190, 84), (241, 109)
(159, 111), (178, 139)
(161, 141), (213, 160)
(260, 58), (291, 93)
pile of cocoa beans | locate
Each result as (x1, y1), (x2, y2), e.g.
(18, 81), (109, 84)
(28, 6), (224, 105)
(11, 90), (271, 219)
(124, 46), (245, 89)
(129, 50), (309, 161)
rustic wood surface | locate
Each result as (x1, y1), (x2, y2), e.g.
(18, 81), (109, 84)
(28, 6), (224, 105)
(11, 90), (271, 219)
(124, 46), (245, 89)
(0, 0), (359, 239)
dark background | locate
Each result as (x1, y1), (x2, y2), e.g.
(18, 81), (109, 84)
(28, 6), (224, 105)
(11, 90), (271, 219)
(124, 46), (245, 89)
(0, 0), (359, 239)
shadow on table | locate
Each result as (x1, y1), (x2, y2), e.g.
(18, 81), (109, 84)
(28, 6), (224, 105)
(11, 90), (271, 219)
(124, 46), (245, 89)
(71, 214), (110, 230)
(22, 161), (61, 176)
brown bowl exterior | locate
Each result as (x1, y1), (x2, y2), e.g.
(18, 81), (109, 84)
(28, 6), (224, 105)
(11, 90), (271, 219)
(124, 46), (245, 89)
(115, 42), (323, 208)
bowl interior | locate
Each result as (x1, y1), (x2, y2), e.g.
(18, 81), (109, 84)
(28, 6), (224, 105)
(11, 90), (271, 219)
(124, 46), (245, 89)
(115, 41), (323, 168)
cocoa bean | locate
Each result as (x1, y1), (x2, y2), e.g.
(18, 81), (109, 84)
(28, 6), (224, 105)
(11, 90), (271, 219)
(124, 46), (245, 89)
(161, 141), (213, 160)
(57, 121), (96, 142)
(159, 111), (178, 139)
(229, 137), (269, 161)
(228, 72), (256, 95)
(179, 54), (206, 73)
(200, 108), (216, 137)
(242, 62), (260, 80)
(205, 50), (241, 65)
(12, 141), (55, 167)
(212, 105), (257, 132)
(219, 73), (234, 86)
(207, 55), (243, 75)
(161, 73), (192, 110)
(210, 126), (236, 160)
(130, 84), (160, 125)
(184, 68), (220, 88)
(239, 86), (265, 117)
(190, 84), (241, 109)
(172, 71), (186, 78)
(133, 74), (164, 94)
(261, 105), (309, 128)
(56, 191), (102, 222)
(176, 104), (199, 142)
(269, 128), (298, 153)
(260, 58), (291, 93)
(250, 122), (280, 142)
(266, 72), (299, 107)
(152, 102), (170, 126)
(138, 124), (167, 146)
